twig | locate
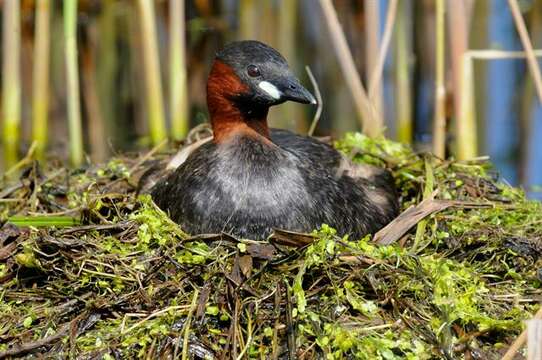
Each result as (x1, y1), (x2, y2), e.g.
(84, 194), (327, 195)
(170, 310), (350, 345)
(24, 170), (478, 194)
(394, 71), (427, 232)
(236, 309), (254, 360)
(271, 282), (281, 360)
(231, 296), (240, 359)
(4, 141), (38, 178)
(182, 289), (199, 360)
(0, 322), (70, 359)
(121, 305), (190, 334)
(502, 306), (542, 360)
(318, 0), (381, 136)
(128, 138), (168, 174)
(285, 279), (295, 360)
(306, 66), (323, 136)
(508, 0), (542, 103)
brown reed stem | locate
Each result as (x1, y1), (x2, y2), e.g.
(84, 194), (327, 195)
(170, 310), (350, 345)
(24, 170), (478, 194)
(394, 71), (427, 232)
(508, 0), (542, 103)
(318, 0), (381, 137)
(368, 0), (398, 100)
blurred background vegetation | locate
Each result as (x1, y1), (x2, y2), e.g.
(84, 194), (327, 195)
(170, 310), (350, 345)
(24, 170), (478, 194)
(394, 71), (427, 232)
(0, 0), (541, 198)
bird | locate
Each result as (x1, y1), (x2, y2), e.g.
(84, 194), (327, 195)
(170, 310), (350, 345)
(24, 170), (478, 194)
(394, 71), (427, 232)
(151, 40), (399, 240)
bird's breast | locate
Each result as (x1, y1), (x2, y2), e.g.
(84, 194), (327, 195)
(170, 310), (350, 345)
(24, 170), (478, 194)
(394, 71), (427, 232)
(205, 144), (313, 214)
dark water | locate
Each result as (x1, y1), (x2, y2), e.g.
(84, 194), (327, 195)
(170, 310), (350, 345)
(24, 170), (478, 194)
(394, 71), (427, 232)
(486, 0), (541, 199)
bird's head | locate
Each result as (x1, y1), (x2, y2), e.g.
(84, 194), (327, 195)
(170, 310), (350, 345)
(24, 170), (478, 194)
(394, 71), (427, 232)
(207, 41), (316, 112)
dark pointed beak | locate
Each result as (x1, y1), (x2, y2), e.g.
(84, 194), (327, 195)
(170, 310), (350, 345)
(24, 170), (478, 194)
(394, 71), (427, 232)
(277, 77), (317, 105)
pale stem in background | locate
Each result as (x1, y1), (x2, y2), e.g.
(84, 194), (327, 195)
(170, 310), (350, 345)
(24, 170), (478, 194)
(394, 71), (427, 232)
(365, 0), (383, 123)
(447, 0), (472, 159)
(432, 0), (446, 158)
(502, 307), (542, 360)
(467, 49), (542, 59)
(137, 0), (167, 145)
(368, 0), (398, 101)
(457, 54), (477, 160)
(527, 320), (542, 360)
(32, 0), (51, 161)
(508, 0), (542, 103)
(454, 49), (542, 160)
(455, 48), (542, 161)
(318, 0), (381, 137)
(64, 0), (84, 166)
(170, 0), (189, 140)
(2, 0), (21, 168)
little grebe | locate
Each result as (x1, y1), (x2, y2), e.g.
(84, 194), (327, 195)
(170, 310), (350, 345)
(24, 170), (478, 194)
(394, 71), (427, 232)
(151, 40), (399, 239)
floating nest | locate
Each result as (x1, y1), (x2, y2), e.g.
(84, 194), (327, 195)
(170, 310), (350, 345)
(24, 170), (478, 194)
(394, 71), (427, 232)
(0, 132), (541, 359)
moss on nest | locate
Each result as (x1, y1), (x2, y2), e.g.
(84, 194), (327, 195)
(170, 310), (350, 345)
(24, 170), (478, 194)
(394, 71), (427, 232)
(0, 133), (540, 359)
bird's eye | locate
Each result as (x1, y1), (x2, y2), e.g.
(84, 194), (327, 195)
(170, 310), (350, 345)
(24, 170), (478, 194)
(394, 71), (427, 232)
(247, 65), (261, 77)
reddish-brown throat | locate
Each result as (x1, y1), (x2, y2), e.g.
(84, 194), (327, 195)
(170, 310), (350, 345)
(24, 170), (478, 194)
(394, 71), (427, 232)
(207, 60), (270, 143)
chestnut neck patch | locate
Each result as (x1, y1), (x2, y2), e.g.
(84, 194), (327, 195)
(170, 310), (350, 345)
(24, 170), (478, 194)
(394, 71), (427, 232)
(207, 60), (270, 143)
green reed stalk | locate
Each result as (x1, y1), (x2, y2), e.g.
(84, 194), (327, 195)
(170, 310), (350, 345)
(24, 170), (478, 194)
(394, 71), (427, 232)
(2, 0), (22, 168)
(8, 215), (80, 227)
(137, 0), (167, 145)
(32, 0), (51, 160)
(64, 0), (84, 166)
(432, 0), (446, 158)
(169, 0), (189, 140)
(394, 0), (412, 143)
